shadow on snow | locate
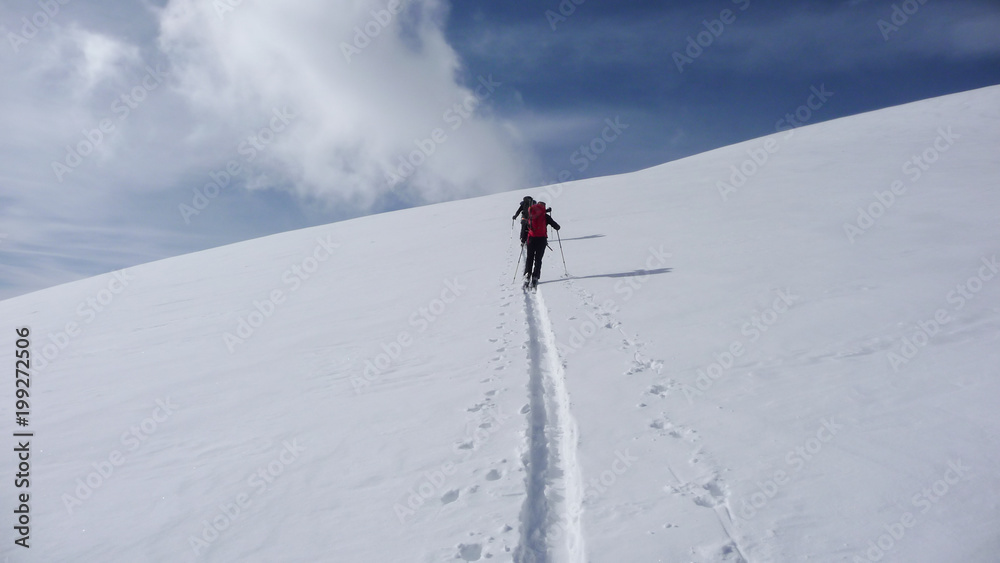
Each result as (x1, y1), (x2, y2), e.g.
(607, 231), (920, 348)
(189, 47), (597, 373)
(538, 268), (673, 285)
(556, 234), (605, 242)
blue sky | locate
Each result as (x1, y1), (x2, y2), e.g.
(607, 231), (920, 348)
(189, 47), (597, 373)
(2, 0), (999, 300)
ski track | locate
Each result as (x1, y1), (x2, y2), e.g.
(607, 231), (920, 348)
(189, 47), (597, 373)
(514, 287), (586, 563)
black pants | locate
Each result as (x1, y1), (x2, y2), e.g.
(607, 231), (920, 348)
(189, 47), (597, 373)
(524, 237), (547, 281)
(519, 220), (529, 245)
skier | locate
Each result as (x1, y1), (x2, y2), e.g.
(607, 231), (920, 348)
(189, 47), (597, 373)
(523, 201), (560, 290)
(511, 196), (535, 246)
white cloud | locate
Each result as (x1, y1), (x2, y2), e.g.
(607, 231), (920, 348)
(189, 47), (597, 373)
(154, 0), (534, 208)
(75, 27), (140, 91)
(2, 1), (535, 212)
(0, 0), (537, 298)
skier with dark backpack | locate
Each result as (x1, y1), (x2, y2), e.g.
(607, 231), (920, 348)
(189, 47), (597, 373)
(523, 201), (560, 290)
(511, 196), (535, 246)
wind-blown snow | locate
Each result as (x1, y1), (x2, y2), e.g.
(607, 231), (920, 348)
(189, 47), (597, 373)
(2, 85), (999, 562)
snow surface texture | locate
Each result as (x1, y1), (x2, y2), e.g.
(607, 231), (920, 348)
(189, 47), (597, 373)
(2, 85), (999, 562)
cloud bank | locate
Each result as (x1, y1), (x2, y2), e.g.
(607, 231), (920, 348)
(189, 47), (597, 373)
(0, 0), (534, 298)
(156, 0), (533, 209)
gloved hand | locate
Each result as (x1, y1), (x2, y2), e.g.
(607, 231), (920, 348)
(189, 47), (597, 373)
(554, 225), (560, 231)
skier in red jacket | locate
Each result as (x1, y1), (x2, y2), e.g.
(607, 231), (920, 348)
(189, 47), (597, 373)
(523, 201), (560, 290)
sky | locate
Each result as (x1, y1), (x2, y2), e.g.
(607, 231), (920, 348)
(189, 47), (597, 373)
(2, 0), (999, 300)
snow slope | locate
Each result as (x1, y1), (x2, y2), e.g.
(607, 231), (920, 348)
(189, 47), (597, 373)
(2, 85), (999, 563)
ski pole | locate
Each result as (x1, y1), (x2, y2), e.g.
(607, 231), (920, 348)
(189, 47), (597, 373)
(556, 229), (568, 277)
(513, 243), (524, 283)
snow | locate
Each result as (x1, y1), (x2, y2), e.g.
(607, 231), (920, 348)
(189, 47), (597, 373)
(2, 85), (999, 562)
